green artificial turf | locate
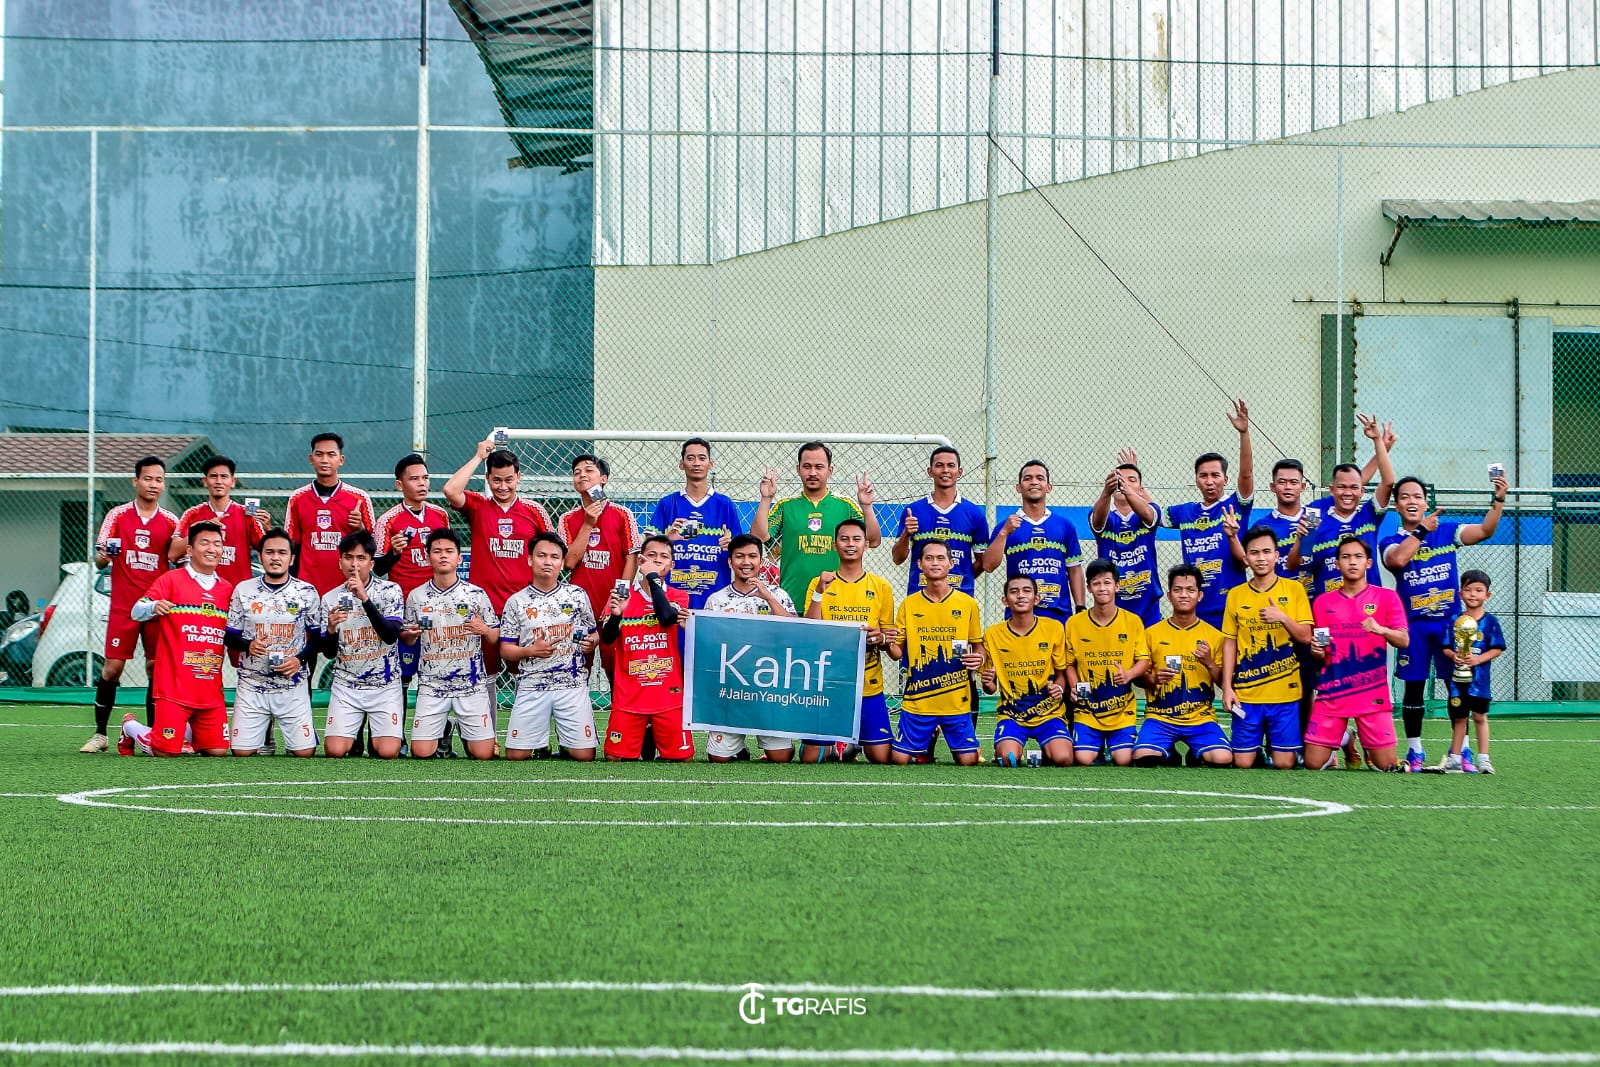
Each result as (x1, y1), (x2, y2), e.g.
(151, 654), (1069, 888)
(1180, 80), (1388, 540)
(0, 703), (1597, 1065)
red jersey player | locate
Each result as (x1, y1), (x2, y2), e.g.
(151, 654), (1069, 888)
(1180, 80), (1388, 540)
(443, 436), (553, 676)
(82, 456), (179, 753)
(600, 535), (693, 761)
(169, 455), (269, 589)
(129, 520), (233, 756)
(284, 432), (376, 596)
(374, 452), (450, 600)
(560, 452), (640, 681)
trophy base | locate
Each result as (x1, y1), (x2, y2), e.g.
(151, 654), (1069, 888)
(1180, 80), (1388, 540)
(1451, 672), (1475, 685)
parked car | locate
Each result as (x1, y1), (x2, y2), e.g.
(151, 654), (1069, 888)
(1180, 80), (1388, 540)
(0, 610), (46, 686)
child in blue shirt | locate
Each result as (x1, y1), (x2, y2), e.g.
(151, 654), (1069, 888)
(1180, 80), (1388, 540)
(1441, 569), (1507, 774)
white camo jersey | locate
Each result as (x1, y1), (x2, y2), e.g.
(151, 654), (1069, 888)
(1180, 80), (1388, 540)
(702, 583), (797, 616)
(404, 579), (500, 696)
(498, 582), (596, 691)
(321, 577), (405, 690)
(227, 576), (326, 693)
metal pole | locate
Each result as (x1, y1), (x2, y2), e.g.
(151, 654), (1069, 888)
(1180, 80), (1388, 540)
(85, 129), (98, 684)
(984, 0), (1000, 556)
(1334, 147), (1345, 469)
(412, 0), (430, 453)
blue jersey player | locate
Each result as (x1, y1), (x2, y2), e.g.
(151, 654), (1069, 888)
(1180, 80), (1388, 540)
(892, 445), (990, 596)
(1440, 570), (1506, 775)
(1380, 472), (1506, 772)
(1088, 449), (1163, 626)
(1287, 414), (1396, 599)
(1165, 400), (1256, 631)
(648, 437), (744, 609)
(981, 460), (1085, 622)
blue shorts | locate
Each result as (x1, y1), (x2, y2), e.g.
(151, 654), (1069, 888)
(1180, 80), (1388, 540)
(994, 717), (1072, 748)
(399, 642), (419, 681)
(803, 693), (892, 748)
(1122, 595), (1164, 629)
(1071, 721), (1138, 756)
(1134, 717), (1231, 757)
(1230, 700), (1302, 754)
(1395, 615), (1453, 683)
(894, 711), (979, 754)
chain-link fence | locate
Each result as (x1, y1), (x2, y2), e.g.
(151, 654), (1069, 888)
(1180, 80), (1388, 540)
(1, 1), (1597, 714)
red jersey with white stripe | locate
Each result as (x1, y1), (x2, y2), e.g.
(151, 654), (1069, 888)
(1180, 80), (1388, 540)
(451, 490), (553, 611)
(177, 501), (266, 588)
(284, 482), (377, 595)
(611, 583), (688, 715)
(373, 502), (451, 597)
(98, 502), (179, 610)
(142, 567), (233, 709)
(559, 503), (643, 617)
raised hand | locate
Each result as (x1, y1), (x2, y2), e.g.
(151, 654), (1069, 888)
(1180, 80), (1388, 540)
(758, 467), (778, 502)
(1116, 447), (1139, 467)
(1228, 399), (1250, 433)
(856, 472), (876, 508)
(1357, 412), (1379, 441)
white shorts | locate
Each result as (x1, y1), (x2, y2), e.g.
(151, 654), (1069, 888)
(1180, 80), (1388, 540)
(325, 681), (405, 740)
(506, 686), (596, 751)
(230, 686), (316, 751)
(413, 688), (495, 743)
(706, 730), (793, 759)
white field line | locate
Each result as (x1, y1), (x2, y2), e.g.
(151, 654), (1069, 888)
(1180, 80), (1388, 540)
(112, 794), (1274, 811)
(0, 792), (56, 797)
(0, 1043), (1597, 1063)
(1, 980), (1596, 1021)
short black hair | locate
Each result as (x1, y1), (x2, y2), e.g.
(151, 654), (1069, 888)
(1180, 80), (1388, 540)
(918, 539), (951, 558)
(680, 437), (712, 459)
(311, 432), (344, 451)
(833, 517), (867, 538)
(639, 533), (674, 557)
(338, 531), (377, 557)
(1331, 462), (1363, 480)
(259, 526), (294, 552)
(798, 441), (833, 465)
(530, 531), (567, 555)
(134, 455), (165, 477)
(1085, 558), (1119, 584)
(571, 452), (610, 478)
(186, 519), (223, 541)
(1336, 534), (1371, 559)
(1115, 463), (1142, 479)
(1167, 563), (1203, 590)
(394, 453), (427, 480)
(1018, 459), (1051, 482)
(1194, 452), (1229, 474)
(202, 455), (236, 476)
(486, 449), (520, 473)
(728, 533), (764, 555)
(930, 445), (961, 466)
(1394, 475), (1428, 498)
(427, 528), (462, 550)
(1241, 524), (1279, 550)
(1271, 458), (1304, 479)
(1003, 574), (1039, 593)
(1461, 569), (1492, 590)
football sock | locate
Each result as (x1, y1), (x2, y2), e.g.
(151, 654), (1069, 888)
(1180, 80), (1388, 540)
(144, 685), (156, 728)
(1407, 736), (1424, 755)
(93, 679), (118, 735)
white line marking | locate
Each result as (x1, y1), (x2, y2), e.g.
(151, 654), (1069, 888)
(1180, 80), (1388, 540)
(113, 793), (1275, 812)
(0, 791), (55, 798)
(0, 1043), (1595, 1063)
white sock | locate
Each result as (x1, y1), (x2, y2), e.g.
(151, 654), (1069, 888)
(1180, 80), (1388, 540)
(121, 719), (151, 744)
(1342, 723), (1358, 746)
(1320, 751), (1339, 770)
(1407, 736), (1424, 755)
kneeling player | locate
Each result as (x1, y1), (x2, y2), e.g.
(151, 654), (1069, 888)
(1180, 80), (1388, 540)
(321, 532), (406, 759)
(602, 536), (694, 761)
(225, 528), (324, 757)
(703, 534), (798, 762)
(981, 575), (1072, 766)
(117, 712), (193, 756)
(400, 529), (501, 760)
(500, 532), (601, 761)
(1306, 537), (1408, 771)
(1134, 565), (1231, 766)
(1064, 560), (1149, 766)
(888, 541), (984, 765)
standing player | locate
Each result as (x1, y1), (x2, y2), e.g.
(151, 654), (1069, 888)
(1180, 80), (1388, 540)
(128, 520), (232, 757)
(500, 533), (602, 762)
(399, 529), (501, 760)
(1306, 537), (1409, 772)
(443, 436), (553, 679)
(649, 437), (742, 608)
(1441, 571), (1507, 774)
(83, 456), (179, 752)
(1221, 526), (1314, 769)
(284, 432), (377, 595)
(1381, 473), (1506, 773)
(560, 453), (641, 680)
(888, 541), (984, 766)
(981, 575), (1072, 767)
(1088, 449), (1163, 627)
(374, 453), (450, 601)
(1063, 560), (1150, 766)
(892, 446), (989, 597)
(1134, 565), (1231, 767)
(169, 455), (269, 589)
(752, 441), (881, 612)
(601, 536), (694, 762)
(980, 460), (1085, 622)
(1288, 415), (1396, 600)
(225, 529), (324, 757)
(1166, 400), (1256, 631)
(703, 534), (798, 763)
(320, 531), (407, 760)
(803, 518), (899, 765)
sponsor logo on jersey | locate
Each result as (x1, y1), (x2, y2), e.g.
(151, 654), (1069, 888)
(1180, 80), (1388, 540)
(609, 730), (623, 743)
(1364, 602), (1378, 614)
(499, 519), (515, 538)
(134, 529), (151, 549)
(588, 530), (602, 547)
(317, 512), (332, 530)
(286, 600), (301, 616)
(162, 727), (176, 739)
(807, 516), (823, 532)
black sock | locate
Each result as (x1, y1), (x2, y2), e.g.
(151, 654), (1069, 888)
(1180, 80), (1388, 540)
(93, 679), (118, 735)
(144, 685), (156, 728)
(1402, 680), (1427, 739)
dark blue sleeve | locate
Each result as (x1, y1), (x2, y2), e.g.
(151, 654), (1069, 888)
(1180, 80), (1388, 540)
(1485, 614), (1508, 650)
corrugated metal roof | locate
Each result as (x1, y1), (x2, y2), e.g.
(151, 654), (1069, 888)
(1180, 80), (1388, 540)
(1382, 199), (1600, 226)
(0, 434), (211, 477)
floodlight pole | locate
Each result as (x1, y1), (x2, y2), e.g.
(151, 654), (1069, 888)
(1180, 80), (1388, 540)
(983, 0), (1000, 556)
(85, 129), (98, 684)
(412, 0), (431, 454)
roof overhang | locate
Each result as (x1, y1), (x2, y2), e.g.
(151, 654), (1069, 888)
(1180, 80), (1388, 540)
(1379, 199), (1600, 264)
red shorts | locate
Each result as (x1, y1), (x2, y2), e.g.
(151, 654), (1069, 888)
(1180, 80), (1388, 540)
(104, 613), (158, 662)
(604, 706), (693, 761)
(151, 699), (227, 754)
(1306, 704), (1397, 751)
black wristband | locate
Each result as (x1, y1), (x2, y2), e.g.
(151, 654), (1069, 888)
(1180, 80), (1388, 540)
(1409, 527), (1426, 540)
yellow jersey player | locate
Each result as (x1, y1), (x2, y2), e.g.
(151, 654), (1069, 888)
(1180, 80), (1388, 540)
(1134, 564), (1231, 767)
(1221, 525), (1314, 769)
(1063, 559), (1149, 766)
(980, 575), (1071, 767)
(887, 541), (983, 765)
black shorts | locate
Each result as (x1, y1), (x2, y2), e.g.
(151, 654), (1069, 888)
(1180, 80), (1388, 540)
(1447, 693), (1491, 721)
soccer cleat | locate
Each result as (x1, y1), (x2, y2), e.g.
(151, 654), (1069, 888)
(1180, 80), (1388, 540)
(257, 739), (276, 757)
(1441, 752), (1463, 773)
(1478, 753), (1495, 774)
(1343, 738), (1365, 771)
(1460, 750), (1479, 774)
(1405, 748), (1426, 774)
(79, 733), (108, 753)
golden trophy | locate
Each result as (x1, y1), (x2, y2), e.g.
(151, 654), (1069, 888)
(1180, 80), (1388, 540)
(1451, 615), (1479, 684)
